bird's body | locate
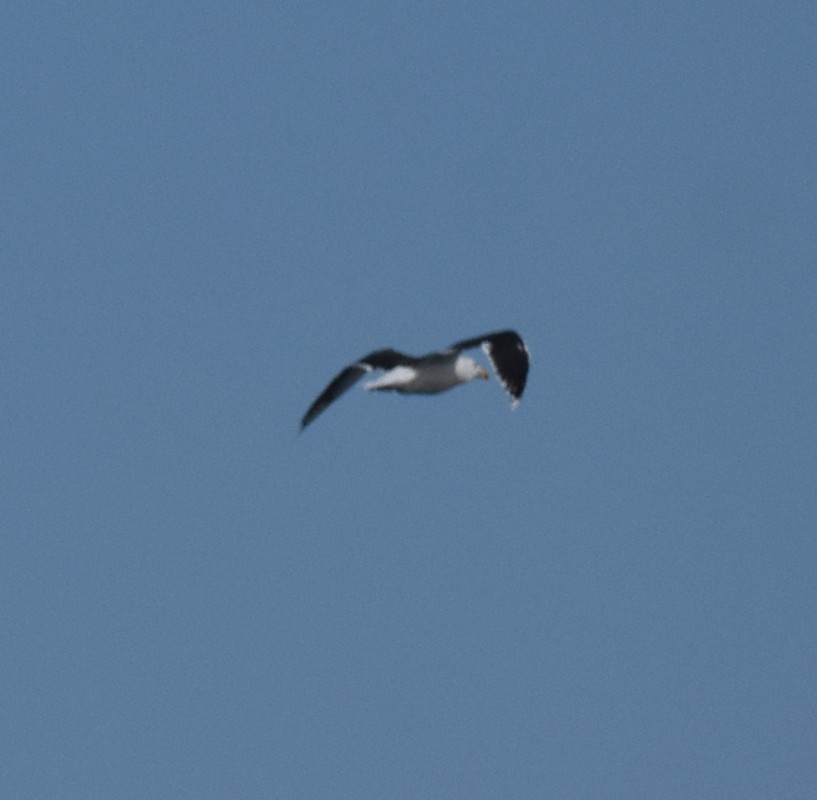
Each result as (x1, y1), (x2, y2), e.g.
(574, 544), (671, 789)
(364, 352), (487, 394)
(300, 330), (529, 430)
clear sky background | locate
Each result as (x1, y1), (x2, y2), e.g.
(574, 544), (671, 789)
(3, 3), (816, 798)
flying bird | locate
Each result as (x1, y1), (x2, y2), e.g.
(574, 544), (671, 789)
(301, 329), (529, 429)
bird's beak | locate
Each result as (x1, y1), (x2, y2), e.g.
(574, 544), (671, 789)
(478, 367), (490, 380)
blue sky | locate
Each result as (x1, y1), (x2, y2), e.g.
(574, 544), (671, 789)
(2, 2), (816, 797)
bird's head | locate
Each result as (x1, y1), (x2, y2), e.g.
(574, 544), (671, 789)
(455, 355), (490, 383)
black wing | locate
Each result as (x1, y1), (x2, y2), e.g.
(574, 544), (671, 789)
(300, 349), (408, 430)
(450, 330), (529, 404)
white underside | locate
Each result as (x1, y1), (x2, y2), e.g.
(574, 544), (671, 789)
(364, 364), (458, 394)
(364, 355), (477, 394)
